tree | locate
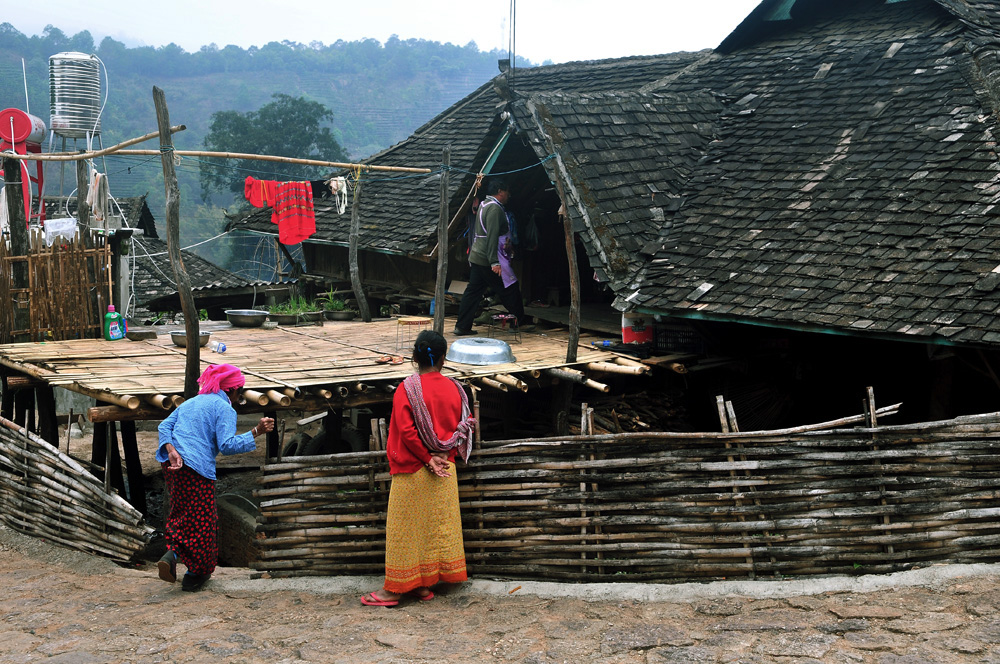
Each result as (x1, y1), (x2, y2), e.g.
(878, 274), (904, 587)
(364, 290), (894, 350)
(198, 94), (348, 202)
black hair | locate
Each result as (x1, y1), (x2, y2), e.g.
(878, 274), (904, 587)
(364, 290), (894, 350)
(413, 329), (448, 369)
(486, 178), (509, 196)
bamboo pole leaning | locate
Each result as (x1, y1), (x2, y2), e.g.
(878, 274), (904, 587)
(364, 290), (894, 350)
(0, 415), (153, 561)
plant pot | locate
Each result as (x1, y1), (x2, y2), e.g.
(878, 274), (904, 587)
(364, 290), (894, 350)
(324, 310), (356, 321)
(269, 313), (299, 325)
(302, 311), (324, 322)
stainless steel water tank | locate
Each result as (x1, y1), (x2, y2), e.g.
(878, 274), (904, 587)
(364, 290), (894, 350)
(49, 52), (102, 138)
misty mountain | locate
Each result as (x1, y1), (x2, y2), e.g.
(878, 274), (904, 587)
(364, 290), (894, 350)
(0, 23), (525, 273)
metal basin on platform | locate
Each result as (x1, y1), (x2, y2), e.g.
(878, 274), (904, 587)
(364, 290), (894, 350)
(170, 331), (210, 347)
(225, 309), (267, 328)
(446, 337), (515, 366)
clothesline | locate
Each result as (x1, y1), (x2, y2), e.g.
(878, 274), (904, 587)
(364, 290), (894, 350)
(1, 125), (431, 175)
(113, 149), (430, 174)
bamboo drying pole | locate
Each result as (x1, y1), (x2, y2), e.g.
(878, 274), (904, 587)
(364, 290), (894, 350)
(113, 149), (431, 173)
(7, 126), (186, 162)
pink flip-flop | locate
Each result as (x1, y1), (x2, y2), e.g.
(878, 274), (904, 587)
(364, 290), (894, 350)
(409, 589), (434, 601)
(360, 592), (398, 607)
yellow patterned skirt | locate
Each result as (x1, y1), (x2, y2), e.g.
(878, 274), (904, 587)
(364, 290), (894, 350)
(383, 463), (467, 594)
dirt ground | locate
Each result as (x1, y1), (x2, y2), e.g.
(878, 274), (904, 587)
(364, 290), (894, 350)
(7, 522), (1000, 663)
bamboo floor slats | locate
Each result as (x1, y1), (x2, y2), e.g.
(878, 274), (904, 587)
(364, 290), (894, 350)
(0, 318), (624, 418)
(252, 411), (1000, 582)
(0, 415), (154, 561)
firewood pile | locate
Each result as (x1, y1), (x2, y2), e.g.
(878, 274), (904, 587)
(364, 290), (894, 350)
(570, 389), (690, 434)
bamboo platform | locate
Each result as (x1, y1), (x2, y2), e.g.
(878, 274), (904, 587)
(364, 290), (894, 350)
(0, 318), (643, 420)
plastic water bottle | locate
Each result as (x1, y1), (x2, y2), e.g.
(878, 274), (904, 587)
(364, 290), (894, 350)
(208, 340), (227, 354)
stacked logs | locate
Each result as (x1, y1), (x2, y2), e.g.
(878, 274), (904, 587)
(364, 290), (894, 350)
(573, 390), (689, 434)
(0, 415), (153, 561)
(253, 411), (1000, 582)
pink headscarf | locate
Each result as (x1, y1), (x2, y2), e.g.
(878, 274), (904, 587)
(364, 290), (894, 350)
(197, 364), (246, 395)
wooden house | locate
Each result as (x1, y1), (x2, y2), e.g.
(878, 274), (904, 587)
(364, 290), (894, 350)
(229, 0), (1000, 428)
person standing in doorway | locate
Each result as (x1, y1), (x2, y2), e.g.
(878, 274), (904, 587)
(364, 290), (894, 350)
(454, 178), (527, 335)
(361, 330), (475, 606)
(155, 364), (274, 592)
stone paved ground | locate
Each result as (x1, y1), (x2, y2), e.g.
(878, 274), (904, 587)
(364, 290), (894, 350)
(4, 525), (1000, 663)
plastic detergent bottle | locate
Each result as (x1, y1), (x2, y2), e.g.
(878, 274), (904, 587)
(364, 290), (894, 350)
(103, 305), (126, 341)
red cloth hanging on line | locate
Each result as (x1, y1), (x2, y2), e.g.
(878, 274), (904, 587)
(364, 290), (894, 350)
(244, 176), (316, 245)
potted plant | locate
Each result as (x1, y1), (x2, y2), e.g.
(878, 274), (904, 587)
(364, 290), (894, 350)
(319, 288), (357, 321)
(268, 296), (316, 325)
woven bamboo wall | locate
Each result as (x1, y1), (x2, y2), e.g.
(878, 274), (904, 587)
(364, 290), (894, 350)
(0, 416), (153, 561)
(253, 412), (1000, 582)
(0, 231), (110, 343)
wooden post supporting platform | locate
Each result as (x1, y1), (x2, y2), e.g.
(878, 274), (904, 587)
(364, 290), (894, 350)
(35, 385), (58, 446)
(13, 389), (34, 431)
(153, 86), (200, 397)
(325, 409), (342, 455)
(4, 157), (30, 340)
(433, 147), (450, 334)
(119, 420), (147, 515)
(265, 410), (279, 458)
(106, 421), (126, 499)
(349, 180), (372, 322)
(555, 176), (580, 363)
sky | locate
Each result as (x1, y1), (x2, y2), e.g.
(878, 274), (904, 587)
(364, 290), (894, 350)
(7, 0), (762, 64)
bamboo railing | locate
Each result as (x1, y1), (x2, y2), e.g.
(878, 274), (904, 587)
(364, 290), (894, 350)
(0, 415), (153, 561)
(252, 411), (1000, 582)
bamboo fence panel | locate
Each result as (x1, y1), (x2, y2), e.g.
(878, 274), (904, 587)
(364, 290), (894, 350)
(252, 412), (1000, 581)
(0, 231), (109, 343)
(0, 415), (153, 561)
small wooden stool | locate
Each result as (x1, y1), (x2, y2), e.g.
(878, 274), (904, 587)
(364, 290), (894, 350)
(488, 313), (521, 344)
(396, 316), (431, 351)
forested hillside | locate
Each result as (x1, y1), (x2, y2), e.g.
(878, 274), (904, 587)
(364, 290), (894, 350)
(0, 23), (522, 272)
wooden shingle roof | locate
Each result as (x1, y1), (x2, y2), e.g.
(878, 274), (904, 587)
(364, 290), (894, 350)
(617, 0), (1000, 346)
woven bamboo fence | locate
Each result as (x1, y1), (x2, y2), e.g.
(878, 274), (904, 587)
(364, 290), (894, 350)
(0, 230), (110, 343)
(253, 411), (1000, 582)
(0, 415), (153, 561)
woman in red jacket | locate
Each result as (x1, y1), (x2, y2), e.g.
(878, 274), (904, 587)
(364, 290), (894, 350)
(361, 330), (475, 606)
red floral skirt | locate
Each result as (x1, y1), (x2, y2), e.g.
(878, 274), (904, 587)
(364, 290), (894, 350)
(162, 462), (218, 576)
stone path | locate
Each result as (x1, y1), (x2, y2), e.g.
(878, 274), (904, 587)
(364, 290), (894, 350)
(2, 526), (1000, 663)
